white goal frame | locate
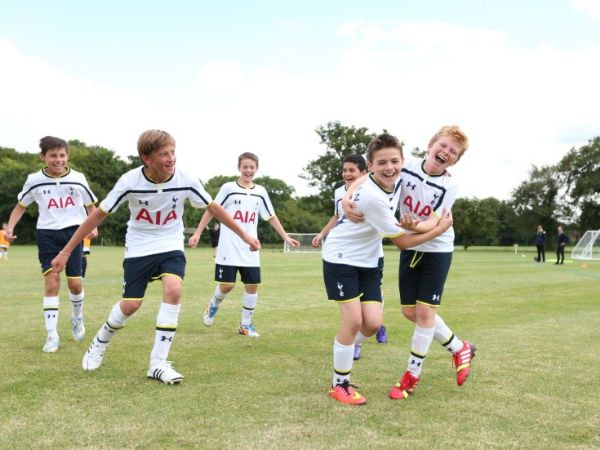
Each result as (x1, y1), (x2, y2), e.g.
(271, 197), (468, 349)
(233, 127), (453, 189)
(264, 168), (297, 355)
(571, 230), (600, 260)
(283, 233), (321, 253)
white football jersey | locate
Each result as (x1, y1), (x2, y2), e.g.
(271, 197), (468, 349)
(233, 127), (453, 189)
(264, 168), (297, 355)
(333, 185), (347, 217)
(215, 181), (274, 267)
(323, 175), (404, 268)
(17, 167), (97, 230)
(332, 183), (384, 258)
(399, 157), (458, 252)
(100, 167), (212, 258)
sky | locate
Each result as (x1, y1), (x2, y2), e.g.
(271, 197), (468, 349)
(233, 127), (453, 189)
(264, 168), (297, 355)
(1, 0), (600, 201)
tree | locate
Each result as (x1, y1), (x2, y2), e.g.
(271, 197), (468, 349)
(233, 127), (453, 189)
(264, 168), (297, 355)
(301, 121), (376, 208)
(510, 164), (559, 242)
(452, 197), (500, 249)
(555, 136), (600, 230)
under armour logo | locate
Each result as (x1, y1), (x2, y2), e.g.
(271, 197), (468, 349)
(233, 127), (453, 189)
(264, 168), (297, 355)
(410, 359), (422, 367)
(337, 282), (344, 297)
(432, 294), (440, 302)
(43, 189), (52, 195)
(234, 200), (242, 204)
(160, 335), (173, 342)
(46, 313), (56, 319)
(406, 182), (416, 190)
(138, 200), (149, 205)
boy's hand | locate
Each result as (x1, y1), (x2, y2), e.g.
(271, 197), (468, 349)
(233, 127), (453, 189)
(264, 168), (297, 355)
(311, 233), (323, 248)
(242, 234), (261, 252)
(188, 232), (201, 248)
(343, 205), (364, 224)
(399, 213), (419, 231)
(51, 252), (69, 273)
(286, 237), (301, 249)
(87, 228), (98, 239)
(437, 209), (453, 231)
(4, 228), (17, 242)
(341, 198), (364, 223)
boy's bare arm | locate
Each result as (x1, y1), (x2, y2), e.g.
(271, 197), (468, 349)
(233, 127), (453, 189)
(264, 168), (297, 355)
(207, 203), (260, 251)
(341, 174), (368, 223)
(52, 208), (109, 272)
(391, 210), (452, 250)
(312, 215), (338, 247)
(188, 209), (214, 248)
(268, 215), (300, 248)
(5, 203), (27, 241)
(85, 204), (99, 239)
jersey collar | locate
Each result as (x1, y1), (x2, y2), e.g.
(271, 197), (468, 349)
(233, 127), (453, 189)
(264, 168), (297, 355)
(142, 167), (175, 184)
(368, 173), (394, 194)
(236, 179), (255, 189)
(42, 166), (71, 178)
(421, 160), (446, 177)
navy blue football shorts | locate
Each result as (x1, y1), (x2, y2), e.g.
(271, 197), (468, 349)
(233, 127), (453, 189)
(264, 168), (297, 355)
(323, 260), (382, 303)
(214, 264), (261, 285)
(399, 250), (452, 307)
(37, 226), (83, 277)
(122, 250), (186, 300)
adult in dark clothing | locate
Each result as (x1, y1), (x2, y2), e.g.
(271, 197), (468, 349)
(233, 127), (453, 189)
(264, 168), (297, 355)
(534, 225), (546, 262)
(556, 226), (568, 265)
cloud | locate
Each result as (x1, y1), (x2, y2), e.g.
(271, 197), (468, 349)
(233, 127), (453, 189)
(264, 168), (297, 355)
(2, 17), (600, 201)
(572, 0), (600, 19)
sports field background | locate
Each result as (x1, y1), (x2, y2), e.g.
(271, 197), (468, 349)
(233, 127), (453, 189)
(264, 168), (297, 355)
(1, 245), (599, 449)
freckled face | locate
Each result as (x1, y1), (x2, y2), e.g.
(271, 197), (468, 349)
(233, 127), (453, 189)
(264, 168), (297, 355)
(143, 145), (176, 181)
(425, 136), (461, 175)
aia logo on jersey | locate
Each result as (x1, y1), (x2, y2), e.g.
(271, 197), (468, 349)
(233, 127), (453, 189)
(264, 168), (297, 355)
(233, 210), (256, 223)
(403, 195), (432, 217)
(135, 208), (178, 225)
(47, 196), (75, 209)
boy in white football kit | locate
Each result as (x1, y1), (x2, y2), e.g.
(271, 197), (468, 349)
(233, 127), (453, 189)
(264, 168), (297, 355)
(312, 154), (389, 359)
(324, 133), (452, 405)
(189, 152), (300, 337)
(5, 136), (98, 353)
(52, 130), (260, 384)
(344, 125), (475, 401)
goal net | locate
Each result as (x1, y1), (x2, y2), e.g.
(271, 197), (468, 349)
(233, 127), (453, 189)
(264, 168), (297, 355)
(571, 230), (600, 260)
(283, 233), (321, 253)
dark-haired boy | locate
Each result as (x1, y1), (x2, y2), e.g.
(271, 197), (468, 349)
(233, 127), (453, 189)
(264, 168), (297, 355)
(6, 136), (98, 352)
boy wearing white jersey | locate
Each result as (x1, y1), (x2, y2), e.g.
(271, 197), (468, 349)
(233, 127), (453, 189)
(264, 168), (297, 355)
(312, 154), (388, 359)
(189, 152), (300, 337)
(324, 133), (452, 405)
(6, 136), (98, 353)
(344, 125), (475, 401)
(52, 130), (260, 384)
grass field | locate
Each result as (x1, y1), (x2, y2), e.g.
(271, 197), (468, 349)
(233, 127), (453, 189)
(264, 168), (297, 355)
(1, 245), (599, 449)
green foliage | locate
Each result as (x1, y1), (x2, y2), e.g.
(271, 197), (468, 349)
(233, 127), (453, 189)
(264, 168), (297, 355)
(301, 121), (376, 206)
(452, 197), (500, 249)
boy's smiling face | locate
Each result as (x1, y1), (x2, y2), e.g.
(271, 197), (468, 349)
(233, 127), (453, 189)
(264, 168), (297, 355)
(238, 158), (257, 184)
(368, 147), (403, 191)
(425, 135), (461, 175)
(342, 162), (365, 188)
(41, 147), (69, 177)
(143, 144), (176, 182)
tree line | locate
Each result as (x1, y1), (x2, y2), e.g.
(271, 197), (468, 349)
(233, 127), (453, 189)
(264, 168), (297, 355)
(1, 123), (598, 249)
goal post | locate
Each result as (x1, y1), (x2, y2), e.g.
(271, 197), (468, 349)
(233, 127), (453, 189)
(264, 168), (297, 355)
(571, 230), (600, 260)
(283, 233), (321, 253)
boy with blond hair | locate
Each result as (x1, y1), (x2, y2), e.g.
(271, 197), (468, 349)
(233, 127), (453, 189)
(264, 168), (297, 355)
(52, 130), (260, 384)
